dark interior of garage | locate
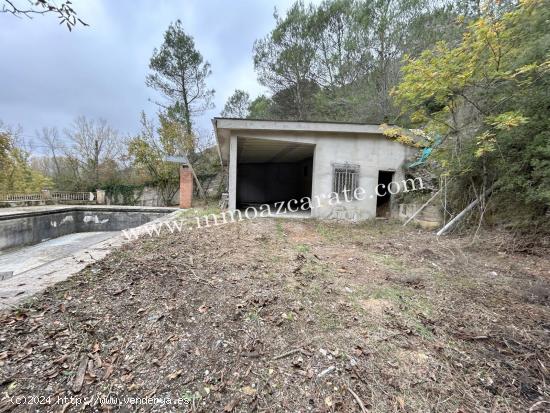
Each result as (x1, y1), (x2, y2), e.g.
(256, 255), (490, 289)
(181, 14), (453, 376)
(236, 137), (315, 211)
(376, 170), (394, 217)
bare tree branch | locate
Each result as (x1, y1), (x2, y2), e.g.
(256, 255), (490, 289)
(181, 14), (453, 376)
(1, 0), (88, 30)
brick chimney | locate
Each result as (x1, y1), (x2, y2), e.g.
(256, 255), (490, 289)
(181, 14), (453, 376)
(179, 165), (193, 209)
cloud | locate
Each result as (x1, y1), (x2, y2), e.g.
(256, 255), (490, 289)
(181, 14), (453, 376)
(0, 0), (312, 152)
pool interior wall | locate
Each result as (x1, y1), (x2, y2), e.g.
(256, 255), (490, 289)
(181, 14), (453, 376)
(0, 207), (174, 251)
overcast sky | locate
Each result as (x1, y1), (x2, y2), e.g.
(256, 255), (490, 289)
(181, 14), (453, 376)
(0, 0), (318, 153)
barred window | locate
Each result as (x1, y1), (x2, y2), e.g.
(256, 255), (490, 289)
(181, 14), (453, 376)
(332, 163), (359, 198)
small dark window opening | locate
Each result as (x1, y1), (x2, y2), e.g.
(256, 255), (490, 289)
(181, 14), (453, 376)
(377, 170), (394, 217)
(332, 163), (359, 199)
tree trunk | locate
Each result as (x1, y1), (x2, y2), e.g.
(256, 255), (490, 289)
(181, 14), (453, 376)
(94, 140), (99, 187)
(437, 185), (494, 236)
(181, 74), (192, 135)
(185, 156), (206, 201)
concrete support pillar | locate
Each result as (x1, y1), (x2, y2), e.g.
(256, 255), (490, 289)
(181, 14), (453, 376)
(41, 189), (51, 200)
(180, 165), (193, 209)
(96, 189), (106, 204)
(228, 135), (237, 210)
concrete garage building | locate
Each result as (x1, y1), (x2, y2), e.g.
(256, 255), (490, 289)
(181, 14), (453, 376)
(213, 118), (417, 220)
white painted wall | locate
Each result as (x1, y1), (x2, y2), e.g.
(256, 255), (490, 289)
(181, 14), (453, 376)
(229, 131), (416, 219)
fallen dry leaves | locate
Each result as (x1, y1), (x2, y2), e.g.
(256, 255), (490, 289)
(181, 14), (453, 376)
(0, 218), (548, 412)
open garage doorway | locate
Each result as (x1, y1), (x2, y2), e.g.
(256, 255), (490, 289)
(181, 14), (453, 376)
(236, 137), (315, 216)
(376, 170), (394, 218)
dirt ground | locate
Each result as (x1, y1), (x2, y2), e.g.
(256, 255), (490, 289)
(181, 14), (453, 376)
(1, 217), (549, 412)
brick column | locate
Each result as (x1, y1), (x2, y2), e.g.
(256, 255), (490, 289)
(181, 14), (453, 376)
(179, 165), (193, 209)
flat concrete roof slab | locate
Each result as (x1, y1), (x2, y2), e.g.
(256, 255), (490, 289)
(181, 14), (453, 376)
(213, 117), (387, 165)
(237, 137), (315, 163)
